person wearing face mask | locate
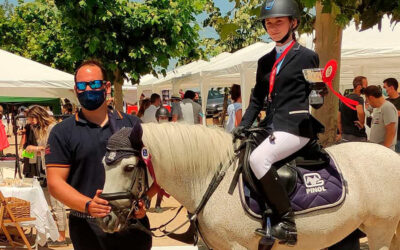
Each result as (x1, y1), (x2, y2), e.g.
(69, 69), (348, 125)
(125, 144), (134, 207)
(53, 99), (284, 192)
(383, 78), (400, 152)
(337, 76), (368, 142)
(45, 60), (154, 250)
(232, 0), (324, 245)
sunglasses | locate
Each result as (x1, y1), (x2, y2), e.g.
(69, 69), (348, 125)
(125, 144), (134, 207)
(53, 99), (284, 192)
(75, 80), (106, 91)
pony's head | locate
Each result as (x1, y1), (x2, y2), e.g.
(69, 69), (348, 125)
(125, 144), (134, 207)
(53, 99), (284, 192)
(96, 125), (145, 233)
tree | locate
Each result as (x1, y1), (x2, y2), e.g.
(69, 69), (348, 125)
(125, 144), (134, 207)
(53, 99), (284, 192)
(0, 0), (75, 73)
(203, 0), (400, 145)
(54, 0), (207, 111)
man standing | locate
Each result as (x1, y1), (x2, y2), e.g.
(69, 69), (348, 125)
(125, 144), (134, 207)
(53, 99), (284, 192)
(180, 90), (203, 124)
(141, 93), (161, 123)
(383, 78), (400, 152)
(365, 85), (398, 150)
(337, 76), (368, 142)
(170, 95), (182, 122)
(45, 60), (152, 250)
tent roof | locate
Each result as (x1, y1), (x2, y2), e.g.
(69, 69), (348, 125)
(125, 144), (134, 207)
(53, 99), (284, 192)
(0, 49), (76, 101)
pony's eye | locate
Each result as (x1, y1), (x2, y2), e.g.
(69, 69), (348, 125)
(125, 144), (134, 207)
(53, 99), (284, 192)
(124, 164), (136, 172)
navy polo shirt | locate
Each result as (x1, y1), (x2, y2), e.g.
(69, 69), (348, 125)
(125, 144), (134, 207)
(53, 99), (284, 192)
(45, 109), (141, 198)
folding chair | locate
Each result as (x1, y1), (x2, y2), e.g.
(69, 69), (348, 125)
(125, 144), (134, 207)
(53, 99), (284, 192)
(0, 191), (35, 249)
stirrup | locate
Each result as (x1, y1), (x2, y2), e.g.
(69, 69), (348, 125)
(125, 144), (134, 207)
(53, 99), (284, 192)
(255, 216), (275, 246)
(272, 222), (297, 246)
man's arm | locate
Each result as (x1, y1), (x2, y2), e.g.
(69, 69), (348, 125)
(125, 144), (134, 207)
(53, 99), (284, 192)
(383, 122), (396, 148)
(47, 168), (110, 217)
(356, 104), (365, 126)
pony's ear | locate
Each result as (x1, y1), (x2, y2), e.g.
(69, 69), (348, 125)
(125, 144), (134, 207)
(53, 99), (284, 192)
(129, 121), (144, 151)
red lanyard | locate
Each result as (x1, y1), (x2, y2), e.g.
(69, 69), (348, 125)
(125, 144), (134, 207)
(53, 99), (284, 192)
(268, 40), (296, 101)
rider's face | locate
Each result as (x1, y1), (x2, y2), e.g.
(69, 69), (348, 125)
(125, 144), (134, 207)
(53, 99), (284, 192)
(264, 17), (296, 42)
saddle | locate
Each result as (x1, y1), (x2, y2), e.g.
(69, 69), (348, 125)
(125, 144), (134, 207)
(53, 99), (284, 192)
(230, 128), (330, 200)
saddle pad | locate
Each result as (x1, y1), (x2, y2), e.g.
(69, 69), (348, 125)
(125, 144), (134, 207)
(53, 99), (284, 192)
(239, 152), (345, 218)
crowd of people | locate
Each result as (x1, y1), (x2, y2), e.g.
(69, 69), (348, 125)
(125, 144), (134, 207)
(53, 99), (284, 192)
(337, 76), (399, 153)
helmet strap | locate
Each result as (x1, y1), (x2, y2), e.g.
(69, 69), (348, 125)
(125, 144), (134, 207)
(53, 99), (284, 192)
(276, 24), (293, 44)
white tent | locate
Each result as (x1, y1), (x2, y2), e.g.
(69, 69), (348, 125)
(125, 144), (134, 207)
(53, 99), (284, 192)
(0, 49), (77, 102)
(179, 15), (400, 114)
(340, 16), (400, 91)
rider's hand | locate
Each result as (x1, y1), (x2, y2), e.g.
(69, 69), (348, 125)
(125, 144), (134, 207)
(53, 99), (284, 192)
(232, 126), (246, 141)
(134, 200), (146, 219)
(88, 190), (111, 218)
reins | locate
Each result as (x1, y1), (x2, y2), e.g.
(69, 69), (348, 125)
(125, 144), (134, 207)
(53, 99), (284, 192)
(130, 153), (238, 242)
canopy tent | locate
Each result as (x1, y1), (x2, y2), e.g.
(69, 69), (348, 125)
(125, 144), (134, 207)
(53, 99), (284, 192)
(174, 16), (400, 115)
(0, 97), (62, 114)
(0, 49), (77, 103)
(340, 16), (400, 91)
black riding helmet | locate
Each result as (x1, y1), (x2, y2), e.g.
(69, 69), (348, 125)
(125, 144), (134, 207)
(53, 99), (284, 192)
(259, 0), (300, 43)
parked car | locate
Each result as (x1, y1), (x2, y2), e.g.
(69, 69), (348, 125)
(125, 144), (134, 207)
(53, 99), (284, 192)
(205, 88), (231, 117)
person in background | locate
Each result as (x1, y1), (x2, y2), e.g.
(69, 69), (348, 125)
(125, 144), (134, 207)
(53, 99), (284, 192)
(0, 105), (9, 154)
(154, 106), (171, 212)
(365, 85), (398, 150)
(25, 105), (69, 246)
(180, 90), (203, 125)
(226, 84), (242, 133)
(142, 94), (161, 123)
(21, 108), (38, 178)
(62, 103), (74, 116)
(194, 92), (200, 103)
(383, 78), (400, 153)
(337, 76), (368, 142)
(170, 95), (182, 122)
(155, 106), (170, 124)
(137, 98), (150, 119)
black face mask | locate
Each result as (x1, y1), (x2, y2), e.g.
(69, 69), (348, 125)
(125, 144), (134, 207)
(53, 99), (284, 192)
(77, 89), (106, 111)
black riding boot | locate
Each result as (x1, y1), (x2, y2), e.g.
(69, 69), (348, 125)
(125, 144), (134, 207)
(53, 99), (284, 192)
(256, 166), (297, 246)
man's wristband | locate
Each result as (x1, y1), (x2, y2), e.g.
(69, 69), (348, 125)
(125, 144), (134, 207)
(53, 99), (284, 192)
(85, 200), (92, 214)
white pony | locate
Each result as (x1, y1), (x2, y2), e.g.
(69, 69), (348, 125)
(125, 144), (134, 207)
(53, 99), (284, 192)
(100, 123), (400, 250)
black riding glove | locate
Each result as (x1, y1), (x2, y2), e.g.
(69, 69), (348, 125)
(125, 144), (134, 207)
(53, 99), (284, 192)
(232, 126), (246, 141)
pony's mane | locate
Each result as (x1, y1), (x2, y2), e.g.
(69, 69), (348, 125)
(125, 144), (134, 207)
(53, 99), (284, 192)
(141, 123), (234, 178)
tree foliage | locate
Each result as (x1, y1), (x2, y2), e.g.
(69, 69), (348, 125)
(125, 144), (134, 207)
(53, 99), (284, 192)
(55, 0), (206, 83)
(203, 0), (400, 54)
(0, 0), (74, 72)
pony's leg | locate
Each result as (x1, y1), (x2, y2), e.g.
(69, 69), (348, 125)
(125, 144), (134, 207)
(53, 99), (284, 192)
(364, 220), (398, 250)
(390, 221), (400, 250)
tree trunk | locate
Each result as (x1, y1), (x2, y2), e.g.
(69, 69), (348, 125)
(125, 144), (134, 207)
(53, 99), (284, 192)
(312, 1), (343, 147)
(113, 69), (124, 112)
(220, 87), (229, 126)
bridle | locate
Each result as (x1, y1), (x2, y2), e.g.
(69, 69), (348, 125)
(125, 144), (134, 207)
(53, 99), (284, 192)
(99, 150), (147, 225)
(100, 145), (238, 249)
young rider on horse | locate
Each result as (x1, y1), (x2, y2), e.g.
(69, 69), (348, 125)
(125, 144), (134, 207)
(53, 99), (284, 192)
(233, 0), (322, 246)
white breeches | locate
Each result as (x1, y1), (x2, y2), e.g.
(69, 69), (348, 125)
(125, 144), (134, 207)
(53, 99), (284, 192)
(249, 131), (310, 179)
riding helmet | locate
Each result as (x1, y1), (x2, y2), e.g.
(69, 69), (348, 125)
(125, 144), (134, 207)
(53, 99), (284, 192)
(259, 0), (300, 30)
(156, 106), (170, 119)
